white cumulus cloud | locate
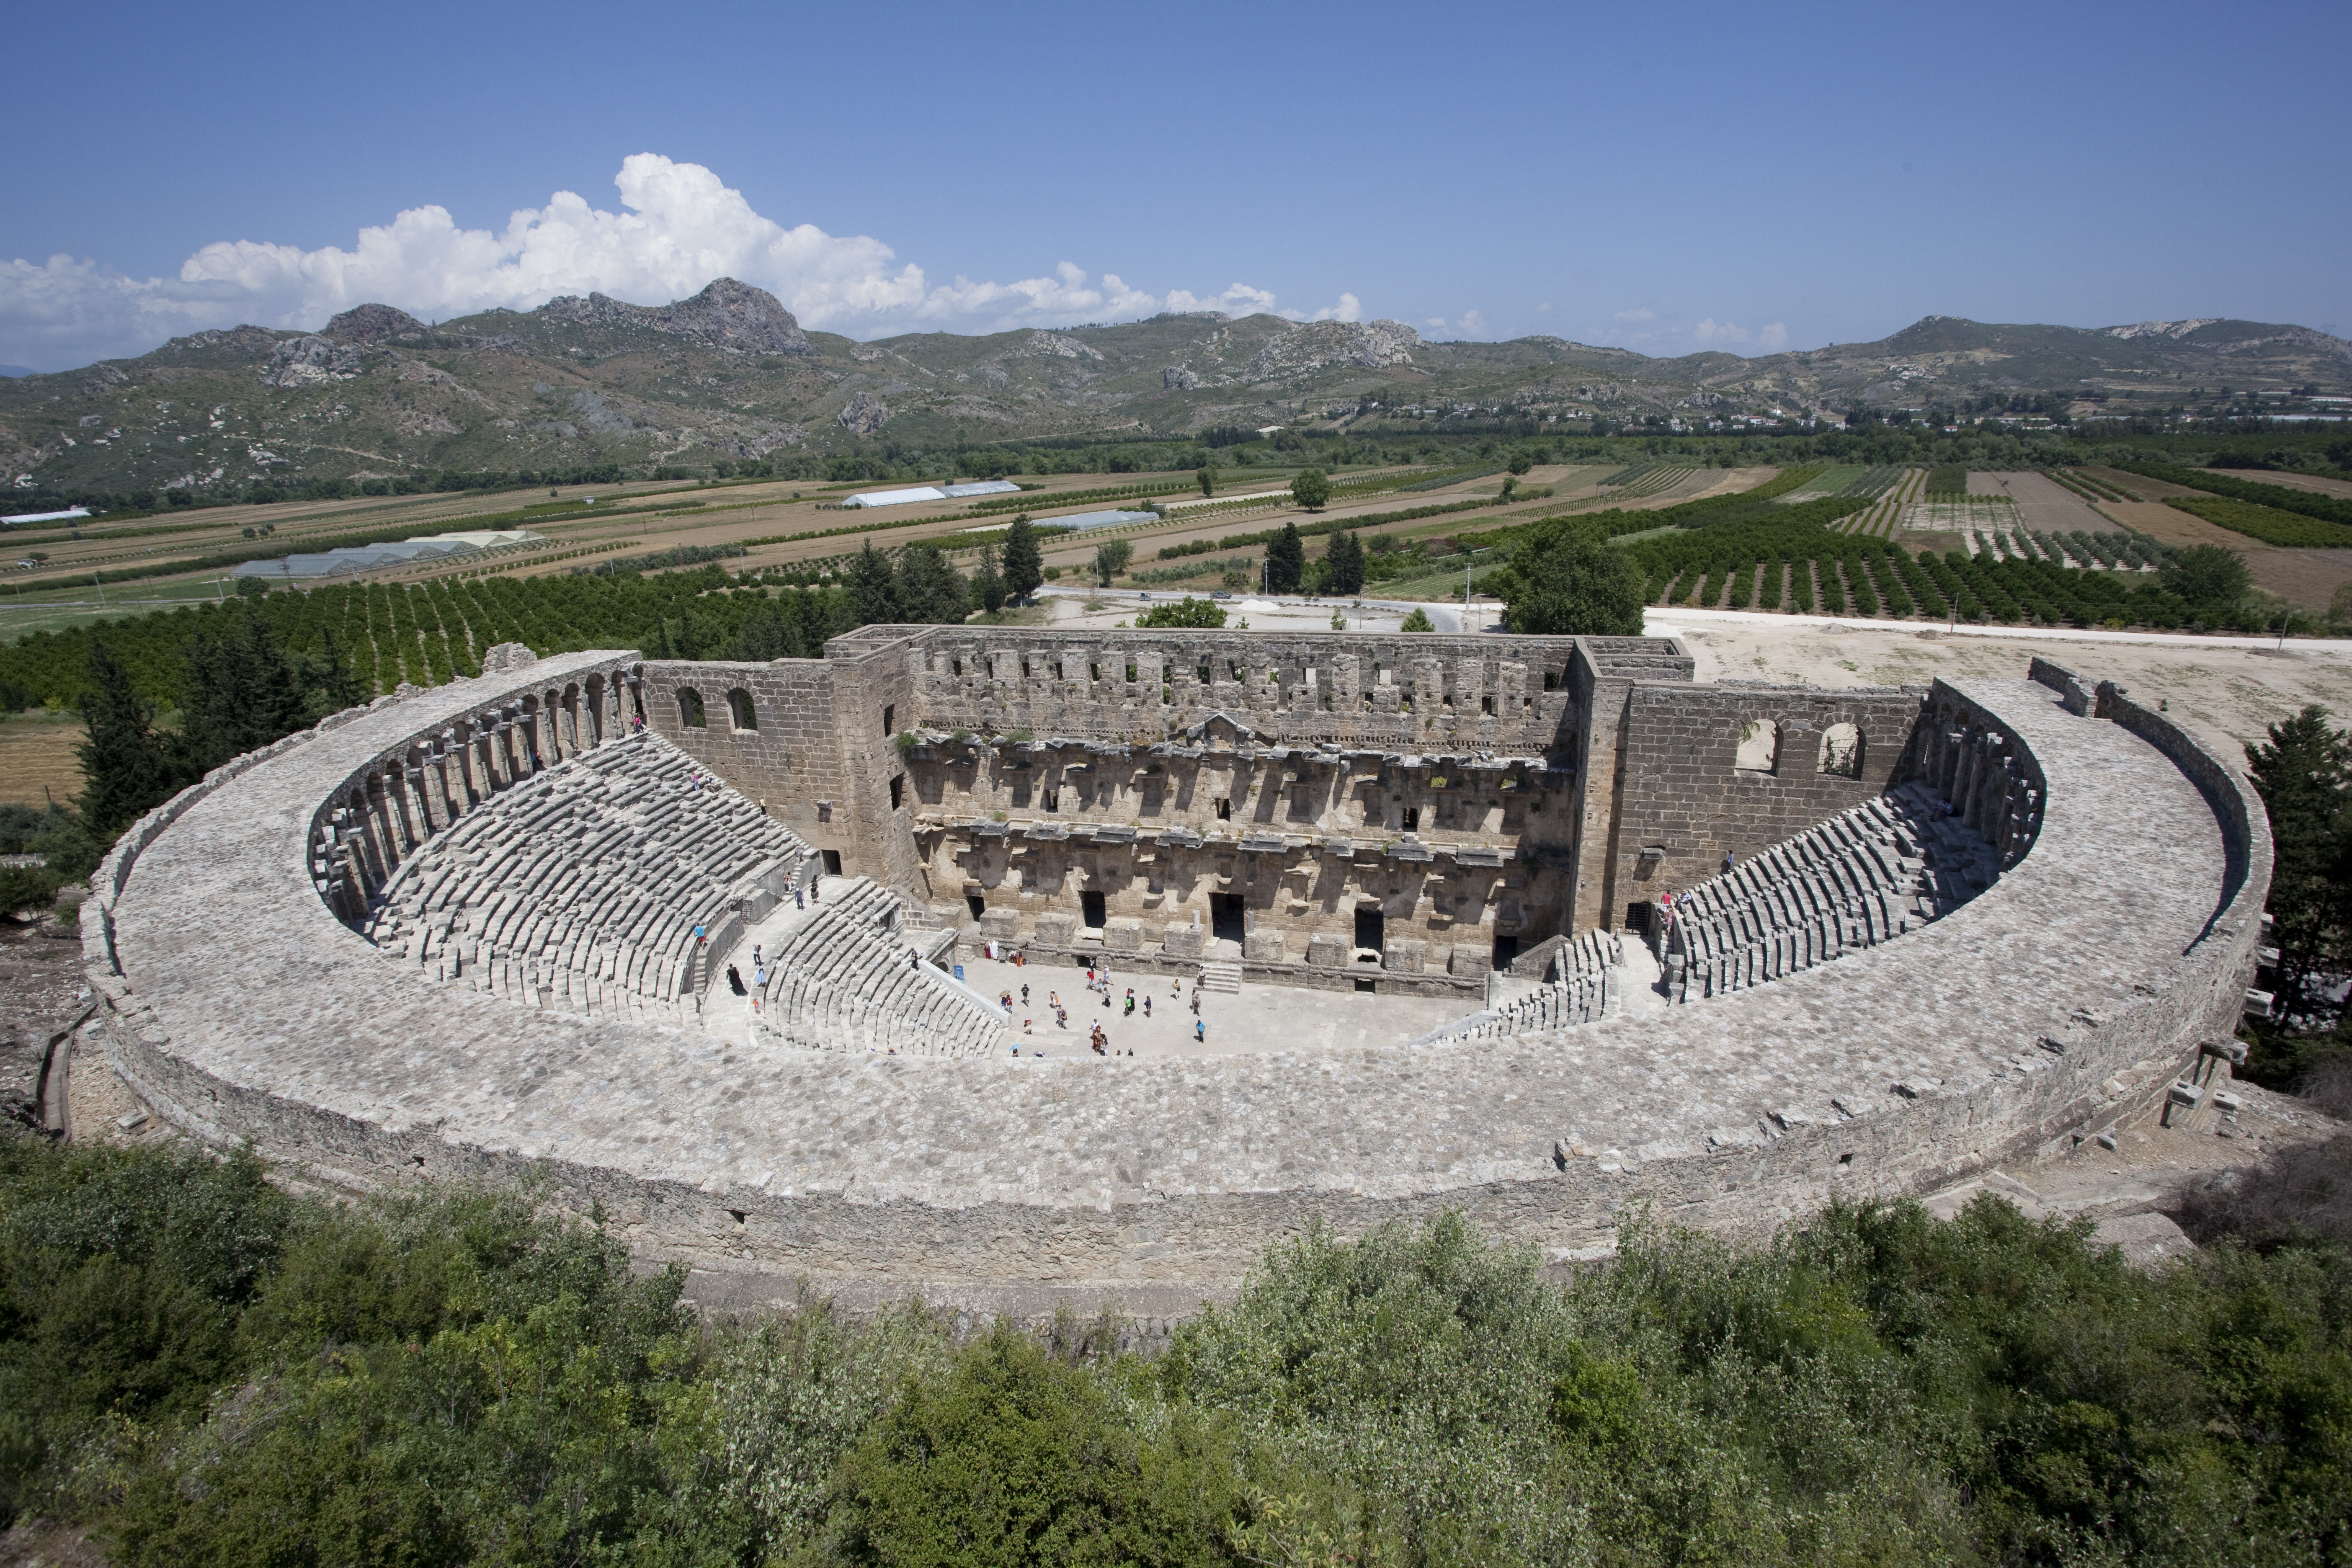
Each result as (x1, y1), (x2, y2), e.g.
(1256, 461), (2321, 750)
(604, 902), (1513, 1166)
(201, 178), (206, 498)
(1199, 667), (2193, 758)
(1758, 322), (1789, 349)
(0, 155), (1364, 369)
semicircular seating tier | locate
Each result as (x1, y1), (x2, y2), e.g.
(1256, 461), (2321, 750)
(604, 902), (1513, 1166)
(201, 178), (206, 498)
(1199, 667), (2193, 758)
(754, 877), (1006, 1060)
(1658, 781), (1997, 1003)
(364, 732), (809, 1020)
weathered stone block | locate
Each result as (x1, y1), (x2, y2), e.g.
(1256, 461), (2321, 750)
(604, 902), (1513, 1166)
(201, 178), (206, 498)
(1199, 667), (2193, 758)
(1161, 924), (1205, 958)
(1104, 917), (1145, 952)
(1243, 930), (1286, 963)
(1383, 939), (1428, 974)
(1032, 911), (1076, 947)
(977, 908), (1020, 942)
(1447, 944), (1491, 978)
(1305, 931), (1350, 969)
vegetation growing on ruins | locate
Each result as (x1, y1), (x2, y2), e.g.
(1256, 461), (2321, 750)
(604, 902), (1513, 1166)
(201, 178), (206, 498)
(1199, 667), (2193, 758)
(1, 1129), (2347, 1566)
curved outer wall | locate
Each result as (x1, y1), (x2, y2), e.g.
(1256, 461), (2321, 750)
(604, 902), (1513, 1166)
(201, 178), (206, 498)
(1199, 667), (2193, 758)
(82, 652), (2267, 1316)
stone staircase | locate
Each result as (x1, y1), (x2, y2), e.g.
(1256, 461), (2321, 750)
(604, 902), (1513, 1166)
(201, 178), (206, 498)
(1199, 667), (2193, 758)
(1197, 961), (1243, 995)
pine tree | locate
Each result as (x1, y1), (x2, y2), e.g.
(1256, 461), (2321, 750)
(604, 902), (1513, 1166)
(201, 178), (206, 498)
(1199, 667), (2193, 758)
(1001, 516), (1044, 604)
(895, 545), (972, 623)
(76, 639), (191, 842)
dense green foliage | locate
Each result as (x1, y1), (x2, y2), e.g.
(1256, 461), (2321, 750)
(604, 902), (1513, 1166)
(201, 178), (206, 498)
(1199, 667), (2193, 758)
(1501, 523), (1647, 636)
(1289, 469), (1332, 511)
(1137, 596), (1227, 629)
(3, 1128), (2349, 1567)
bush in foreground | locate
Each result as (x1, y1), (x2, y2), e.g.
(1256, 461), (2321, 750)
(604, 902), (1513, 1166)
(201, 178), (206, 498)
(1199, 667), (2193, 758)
(2, 1125), (2349, 1566)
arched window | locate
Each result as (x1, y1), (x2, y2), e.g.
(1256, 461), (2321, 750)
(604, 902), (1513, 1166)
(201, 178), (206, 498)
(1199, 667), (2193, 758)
(1818, 722), (1863, 778)
(1734, 718), (1779, 773)
(727, 688), (757, 730)
(678, 688), (707, 728)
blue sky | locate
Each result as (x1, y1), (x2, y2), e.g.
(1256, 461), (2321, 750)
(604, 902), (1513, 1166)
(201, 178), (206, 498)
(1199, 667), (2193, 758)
(3, 0), (2345, 371)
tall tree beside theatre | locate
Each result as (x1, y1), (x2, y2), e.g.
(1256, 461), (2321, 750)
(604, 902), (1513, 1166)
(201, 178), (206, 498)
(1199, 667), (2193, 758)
(1266, 523), (1306, 593)
(1001, 516), (1044, 604)
(894, 545), (972, 624)
(1326, 530), (1367, 596)
(76, 640), (191, 841)
(849, 541), (901, 626)
(1501, 521), (1645, 637)
(178, 603), (310, 771)
(971, 543), (1008, 616)
(2245, 705), (2352, 1037)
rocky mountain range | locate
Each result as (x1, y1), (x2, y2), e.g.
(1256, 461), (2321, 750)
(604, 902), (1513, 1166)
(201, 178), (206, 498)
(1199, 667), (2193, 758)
(4, 278), (2347, 498)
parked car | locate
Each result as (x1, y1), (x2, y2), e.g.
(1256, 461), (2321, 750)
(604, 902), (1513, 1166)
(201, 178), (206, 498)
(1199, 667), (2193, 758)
(1211, 590), (1232, 599)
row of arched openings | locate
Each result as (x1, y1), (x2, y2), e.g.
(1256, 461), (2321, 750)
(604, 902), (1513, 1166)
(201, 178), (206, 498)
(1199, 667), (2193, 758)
(677, 687), (758, 732)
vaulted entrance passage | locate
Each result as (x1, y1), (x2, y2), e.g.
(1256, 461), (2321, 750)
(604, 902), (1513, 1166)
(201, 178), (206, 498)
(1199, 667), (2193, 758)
(1079, 890), (1107, 931)
(1354, 903), (1385, 957)
(1211, 893), (1246, 945)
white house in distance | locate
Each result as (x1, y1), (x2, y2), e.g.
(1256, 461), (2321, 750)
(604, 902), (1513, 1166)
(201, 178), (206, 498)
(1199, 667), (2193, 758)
(841, 479), (1022, 509)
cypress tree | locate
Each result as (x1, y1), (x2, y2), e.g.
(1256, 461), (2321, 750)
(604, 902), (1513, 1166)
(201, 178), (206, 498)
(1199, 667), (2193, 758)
(1266, 522), (1307, 593)
(1327, 531), (1367, 596)
(1001, 516), (1044, 604)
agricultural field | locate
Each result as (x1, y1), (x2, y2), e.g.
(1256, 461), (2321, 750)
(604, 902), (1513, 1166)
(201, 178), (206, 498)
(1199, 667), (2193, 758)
(1898, 497), (2028, 554)
(0, 711), (87, 805)
(1828, 467), (1926, 537)
(1964, 470), (2120, 537)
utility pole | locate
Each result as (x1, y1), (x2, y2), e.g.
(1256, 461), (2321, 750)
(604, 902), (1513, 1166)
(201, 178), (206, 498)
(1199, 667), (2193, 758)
(94, 570), (104, 609)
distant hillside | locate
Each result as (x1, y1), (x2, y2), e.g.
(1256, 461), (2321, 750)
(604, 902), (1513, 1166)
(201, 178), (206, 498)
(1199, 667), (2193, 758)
(3, 282), (2345, 499)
